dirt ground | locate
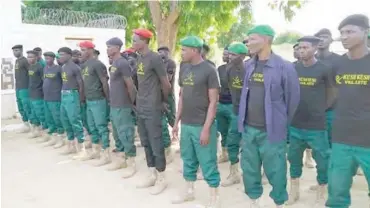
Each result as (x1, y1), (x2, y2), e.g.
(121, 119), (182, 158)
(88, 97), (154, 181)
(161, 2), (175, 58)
(1, 118), (367, 208)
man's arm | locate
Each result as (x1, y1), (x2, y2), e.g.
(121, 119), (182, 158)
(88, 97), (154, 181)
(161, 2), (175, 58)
(283, 62), (300, 123)
(120, 60), (137, 104)
(204, 68), (220, 130)
(153, 55), (171, 103)
(96, 62), (110, 100)
(167, 60), (177, 83)
(325, 66), (337, 108)
(74, 65), (85, 102)
(174, 88), (183, 127)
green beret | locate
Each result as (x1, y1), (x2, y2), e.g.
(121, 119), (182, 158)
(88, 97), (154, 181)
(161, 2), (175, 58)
(247, 25), (275, 37)
(180, 36), (204, 48)
(338, 14), (369, 30)
(43, 51), (56, 58)
(228, 42), (248, 54)
(55, 52), (60, 59)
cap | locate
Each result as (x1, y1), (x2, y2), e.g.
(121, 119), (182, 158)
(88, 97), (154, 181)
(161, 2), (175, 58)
(298, 36), (321, 45)
(180, 36), (204, 48)
(12, 45), (23, 50)
(314, 28), (332, 37)
(58, 47), (73, 55)
(228, 42), (248, 54)
(79, 41), (95, 49)
(248, 25), (275, 37)
(338, 14), (370, 30)
(133, 28), (153, 39)
(106, 37), (123, 47)
(157, 46), (169, 52)
(26, 50), (39, 56)
(43, 51), (56, 58)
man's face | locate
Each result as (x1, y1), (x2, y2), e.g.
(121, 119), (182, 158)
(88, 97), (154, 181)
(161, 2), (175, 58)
(340, 25), (367, 50)
(27, 53), (37, 64)
(72, 53), (81, 64)
(132, 34), (146, 51)
(228, 53), (244, 62)
(12, 49), (22, 58)
(247, 34), (266, 54)
(107, 45), (120, 57)
(59, 52), (71, 64)
(158, 49), (169, 61)
(45, 56), (54, 65)
(181, 46), (196, 62)
(108, 56), (113, 65)
(317, 34), (332, 49)
(80, 47), (93, 62)
(293, 46), (300, 59)
(222, 50), (229, 63)
(298, 41), (317, 61)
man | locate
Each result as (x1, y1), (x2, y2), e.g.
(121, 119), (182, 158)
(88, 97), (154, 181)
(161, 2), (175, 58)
(12, 45), (31, 133)
(41, 52), (65, 148)
(132, 28), (171, 195)
(326, 14), (370, 208)
(221, 42), (248, 187)
(239, 25), (300, 207)
(78, 41), (110, 165)
(216, 46), (233, 163)
(27, 50), (46, 139)
(56, 53), (63, 66)
(157, 46), (177, 164)
(72, 49), (82, 65)
(171, 35), (220, 207)
(93, 49), (100, 60)
(106, 37), (137, 177)
(33, 47), (46, 68)
(58, 47), (86, 156)
(286, 36), (334, 205)
(202, 43), (216, 67)
(293, 43), (300, 64)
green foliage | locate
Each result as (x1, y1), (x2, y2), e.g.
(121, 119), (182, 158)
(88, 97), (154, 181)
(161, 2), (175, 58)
(273, 32), (302, 45)
(217, 22), (253, 48)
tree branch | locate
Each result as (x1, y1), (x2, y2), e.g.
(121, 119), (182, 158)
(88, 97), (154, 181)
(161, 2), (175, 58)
(147, 0), (161, 27)
(167, 8), (180, 25)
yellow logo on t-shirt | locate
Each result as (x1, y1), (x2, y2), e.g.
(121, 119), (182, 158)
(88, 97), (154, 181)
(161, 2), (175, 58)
(137, 63), (144, 75)
(252, 73), (264, 82)
(336, 74), (370, 85)
(182, 72), (194, 86)
(62, 72), (68, 82)
(15, 63), (19, 71)
(232, 76), (243, 89)
(28, 70), (34, 76)
(299, 77), (317, 86)
(82, 67), (89, 78)
(110, 66), (117, 73)
(44, 73), (55, 78)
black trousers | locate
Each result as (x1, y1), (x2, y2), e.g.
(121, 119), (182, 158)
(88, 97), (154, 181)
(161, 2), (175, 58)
(137, 112), (166, 172)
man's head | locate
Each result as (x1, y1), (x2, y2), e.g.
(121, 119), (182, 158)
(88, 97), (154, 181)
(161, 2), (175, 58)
(93, 50), (100, 60)
(314, 28), (333, 50)
(201, 43), (210, 59)
(108, 56), (113, 65)
(57, 47), (73, 64)
(246, 25), (275, 55)
(293, 43), (300, 60)
(26, 50), (38, 65)
(338, 14), (369, 50)
(367, 32), (370, 47)
(43, 52), (56, 66)
(55, 52), (62, 66)
(123, 48), (138, 67)
(222, 46), (229, 63)
(12, 45), (23, 58)
(180, 36), (204, 63)
(79, 41), (95, 62)
(33, 47), (42, 60)
(158, 46), (170, 61)
(72, 50), (81, 64)
(132, 29), (153, 51)
(297, 36), (320, 61)
(227, 42), (248, 62)
(106, 37), (123, 58)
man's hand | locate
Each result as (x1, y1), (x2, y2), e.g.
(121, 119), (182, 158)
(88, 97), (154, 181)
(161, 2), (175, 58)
(200, 127), (210, 146)
(162, 102), (170, 113)
(172, 124), (179, 142)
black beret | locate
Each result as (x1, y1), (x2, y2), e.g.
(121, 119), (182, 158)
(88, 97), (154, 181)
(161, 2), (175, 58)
(314, 28), (332, 37)
(94, 49), (100, 55)
(106, 37), (123, 47)
(338, 14), (370, 30)
(58, 47), (72, 55)
(12, 45), (23, 50)
(43, 51), (56, 58)
(293, 43), (299, 48)
(72, 49), (81, 56)
(157, 46), (169, 52)
(202, 43), (210, 52)
(298, 36), (320, 44)
(33, 47), (42, 52)
(26, 50), (39, 56)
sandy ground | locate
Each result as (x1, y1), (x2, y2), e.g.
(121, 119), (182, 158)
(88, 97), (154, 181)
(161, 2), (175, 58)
(1, 118), (368, 208)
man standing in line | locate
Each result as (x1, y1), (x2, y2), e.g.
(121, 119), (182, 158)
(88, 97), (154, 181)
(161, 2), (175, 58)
(40, 52), (65, 148)
(286, 36), (334, 205)
(221, 42), (248, 187)
(216, 46), (233, 163)
(202, 43), (216, 67)
(27, 50), (46, 139)
(239, 25), (300, 207)
(158, 46), (177, 164)
(72, 49), (82, 65)
(33, 47), (46, 68)
(172, 35), (220, 207)
(78, 41), (110, 165)
(326, 14), (370, 208)
(293, 43), (300, 64)
(132, 28), (171, 195)
(58, 47), (87, 156)
(106, 37), (138, 178)
(12, 45), (31, 133)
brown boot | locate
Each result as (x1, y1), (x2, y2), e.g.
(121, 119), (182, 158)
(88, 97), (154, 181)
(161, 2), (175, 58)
(171, 181), (195, 204)
(137, 167), (157, 188)
(150, 171), (167, 195)
(221, 163), (240, 187)
(205, 187), (220, 208)
(44, 133), (57, 147)
(28, 125), (42, 139)
(286, 178), (300, 205)
(19, 122), (31, 134)
(122, 157), (137, 178)
(107, 152), (127, 171)
(93, 148), (112, 166)
(218, 147), (228, 163)
(53, 134), (65, 149)
(72, 142), (91, 161)
(90, 144), (101, 160)
(37, 133), (51, 143)
(60, 140), (77, 155)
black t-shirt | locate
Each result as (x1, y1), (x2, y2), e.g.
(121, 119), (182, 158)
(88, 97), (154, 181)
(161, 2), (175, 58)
(332, 53), (370, 147)
(246, 60), (267, 130)
(109, 57), (133, 108)
(218, 64), (232, 104)
(62, 60), (83, 90)
(15, 57), (30, 90)
(179, 61), (220, 125)
(227, 60), (245, 114)
(81, 59), (108, 101)
(43, 65), (62, 101)
(291, 61), (334, 130)
(28, 63), (44, 99)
